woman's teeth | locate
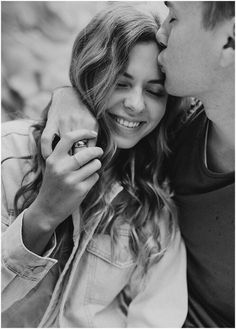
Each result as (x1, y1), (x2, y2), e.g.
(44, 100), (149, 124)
(114, 116), (142, 128)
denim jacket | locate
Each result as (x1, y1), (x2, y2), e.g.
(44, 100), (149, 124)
(2, 120), (187, 327)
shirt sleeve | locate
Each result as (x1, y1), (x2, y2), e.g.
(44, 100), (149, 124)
(1, 122), (59, 312)
(126, 228), (187, 328)
(2, 209), (58, 312)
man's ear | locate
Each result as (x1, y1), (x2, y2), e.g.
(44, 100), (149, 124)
(220, 18), (235, 68)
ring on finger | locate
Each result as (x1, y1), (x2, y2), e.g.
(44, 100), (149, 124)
(73, 139), (88, 149)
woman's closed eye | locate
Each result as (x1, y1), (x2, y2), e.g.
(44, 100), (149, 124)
(169, 17), (176, 23)
(146, 87), (166, 98)
(116, 81), (130, 88)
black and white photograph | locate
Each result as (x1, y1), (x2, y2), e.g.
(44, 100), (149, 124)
(1, 1), (235, 327)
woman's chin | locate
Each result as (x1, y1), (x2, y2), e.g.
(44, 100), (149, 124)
(114, 138), (138, 150)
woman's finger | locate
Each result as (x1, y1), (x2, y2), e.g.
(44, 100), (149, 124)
(53, 129), (97, 156)
(40, 99), (56, 159)
(73, 158), (102, 181)
(87, 135), (98, 147)
(72, 147), (103, 170)
(78, 172), (100, 195)
(41, 127), (57, 159)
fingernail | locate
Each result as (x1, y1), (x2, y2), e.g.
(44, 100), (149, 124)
(91, 131), (97, 136)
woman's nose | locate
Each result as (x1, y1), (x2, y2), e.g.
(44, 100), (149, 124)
(124, 90), (145, 114)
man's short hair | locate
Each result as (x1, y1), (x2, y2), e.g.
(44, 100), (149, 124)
(202, 1), (235, 29)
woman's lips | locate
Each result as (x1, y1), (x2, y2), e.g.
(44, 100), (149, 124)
(109, 113), (144, 129)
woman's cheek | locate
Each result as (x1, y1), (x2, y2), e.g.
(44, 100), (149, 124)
(106, 92), (123, 109)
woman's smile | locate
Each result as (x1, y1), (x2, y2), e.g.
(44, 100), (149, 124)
(109, 113), (144, 129)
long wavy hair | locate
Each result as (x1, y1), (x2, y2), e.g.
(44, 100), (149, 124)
(14, 4), (182, 273)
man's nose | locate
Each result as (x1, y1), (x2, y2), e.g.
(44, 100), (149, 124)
(156, 26), (168, 49)
(124, 90), (145, 114)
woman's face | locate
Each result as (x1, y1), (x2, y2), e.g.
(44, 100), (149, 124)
(107, 41), (167, 149)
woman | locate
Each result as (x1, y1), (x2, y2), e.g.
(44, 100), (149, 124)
(2, 4), (187, 327)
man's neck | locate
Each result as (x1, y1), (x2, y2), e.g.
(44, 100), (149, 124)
(200, 90), (235, 173)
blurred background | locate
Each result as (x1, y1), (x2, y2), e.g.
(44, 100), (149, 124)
(2, 1), (168, 122)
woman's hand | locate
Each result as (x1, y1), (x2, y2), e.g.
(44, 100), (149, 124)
(41, 87), (98, 159)
(23, 129), (103, 255)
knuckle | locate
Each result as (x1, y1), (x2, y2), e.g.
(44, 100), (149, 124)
(46, 158), (61, 176)
(45, 156), (54, 168)
(63, 132), (73, 141)
(58, 117), (65, 125)
(75, 183), (86, 195)
(40, 133), (50, 143)
(64, 176), (75, 188)
(51, 166), (61, 177)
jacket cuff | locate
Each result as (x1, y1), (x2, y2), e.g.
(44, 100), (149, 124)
(2, 211), (57, 280)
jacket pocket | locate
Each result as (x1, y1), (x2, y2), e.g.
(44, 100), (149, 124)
(87, 225), (135, 268)
(85, 225), (136, 305)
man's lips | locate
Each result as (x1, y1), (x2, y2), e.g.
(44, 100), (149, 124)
(159, 64), (166, 74)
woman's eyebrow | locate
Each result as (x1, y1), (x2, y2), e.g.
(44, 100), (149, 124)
(123, 72), (133, 79)
(123, 73), (164, 85)
(148, 79), (165, 85)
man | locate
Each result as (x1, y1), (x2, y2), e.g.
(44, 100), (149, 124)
(41, 2), (235, 327)
(156, 2), (235, 327)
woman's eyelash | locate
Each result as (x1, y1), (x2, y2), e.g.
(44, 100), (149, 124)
(116, 83), (165, 97)
(147, 90), (165, 97)
(117, 82), (129, 87)
(169, 17), (176, 23)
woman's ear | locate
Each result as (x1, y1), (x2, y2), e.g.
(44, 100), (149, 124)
(220, 19), (235, 68)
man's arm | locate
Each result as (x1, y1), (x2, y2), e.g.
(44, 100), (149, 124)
(41, 87), (98, 159)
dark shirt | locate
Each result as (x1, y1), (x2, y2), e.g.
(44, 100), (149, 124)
(168, 110), (235, 328)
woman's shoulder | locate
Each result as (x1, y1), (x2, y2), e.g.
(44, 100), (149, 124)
(2, 119), (36, 136)
(2, 119), (37, 161)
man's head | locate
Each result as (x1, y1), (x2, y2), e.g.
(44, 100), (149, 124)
(157, 1), (235, 99)
(201, 2), (234, 30)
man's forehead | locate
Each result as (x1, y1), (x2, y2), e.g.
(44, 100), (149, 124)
(165, 1), (201, 12)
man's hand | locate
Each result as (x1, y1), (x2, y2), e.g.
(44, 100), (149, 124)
(41, 87), (98, 159)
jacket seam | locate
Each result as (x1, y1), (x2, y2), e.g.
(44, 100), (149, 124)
(2, 255), (40, 282)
